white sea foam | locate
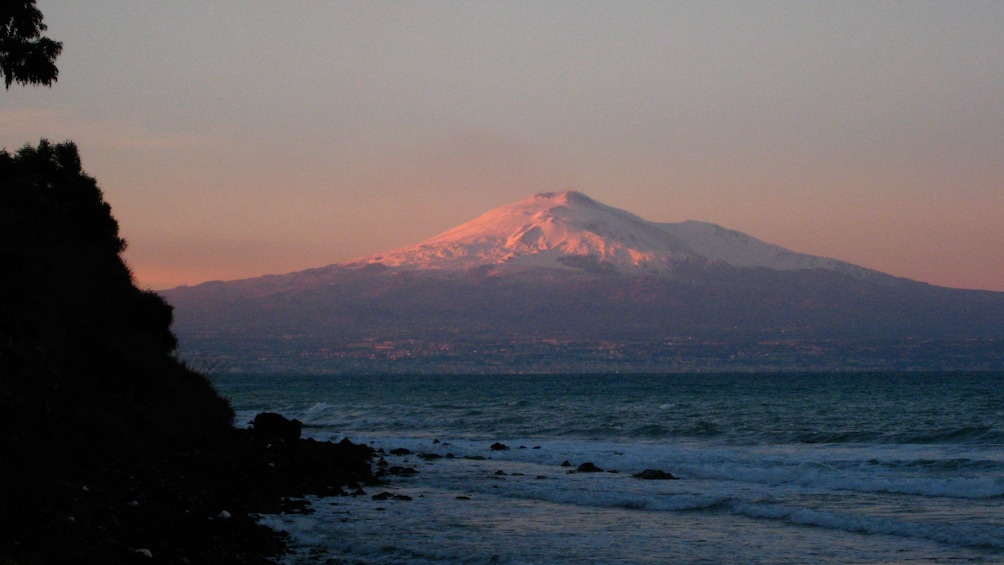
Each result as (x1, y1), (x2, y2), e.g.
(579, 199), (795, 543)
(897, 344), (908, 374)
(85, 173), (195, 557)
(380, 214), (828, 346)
(676, 459), (1004, 500)
(733, 502), (1004, 550)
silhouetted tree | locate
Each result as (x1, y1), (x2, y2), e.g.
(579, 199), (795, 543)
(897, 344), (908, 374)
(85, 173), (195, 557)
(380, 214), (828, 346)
(2, 139), (127, 255)
(1, 0), (62, 88)
(1, 139), (231, 448)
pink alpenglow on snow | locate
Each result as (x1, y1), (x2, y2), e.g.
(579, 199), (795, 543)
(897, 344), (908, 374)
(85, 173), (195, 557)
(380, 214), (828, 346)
(353, 191), (882, 281)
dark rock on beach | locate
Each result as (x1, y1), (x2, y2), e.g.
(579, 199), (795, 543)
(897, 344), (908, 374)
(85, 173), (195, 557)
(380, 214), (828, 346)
(252, 411), (303, 443)
(377, 465), (418, 478)
(632, 469), (679, 480)
(372, 491), (412, 501)
(576, 462), (604, 473)
(491, 442), (510, 451)
(1, 415), (378, 565)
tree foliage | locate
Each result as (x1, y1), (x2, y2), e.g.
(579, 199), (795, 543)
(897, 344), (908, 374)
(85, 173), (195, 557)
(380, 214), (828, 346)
(1, 139), (127, 255)
(1, 140), (234, 454)
(1, 0), (62, 89)
(0, 139), (171, 361)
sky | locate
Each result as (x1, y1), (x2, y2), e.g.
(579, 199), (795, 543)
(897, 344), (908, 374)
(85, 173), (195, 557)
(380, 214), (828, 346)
(2, 1), (1003, 291)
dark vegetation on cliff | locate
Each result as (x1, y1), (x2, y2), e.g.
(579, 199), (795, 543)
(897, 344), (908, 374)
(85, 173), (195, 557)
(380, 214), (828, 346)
(0, 141), (376, 564)
(0, 139), (236, 456)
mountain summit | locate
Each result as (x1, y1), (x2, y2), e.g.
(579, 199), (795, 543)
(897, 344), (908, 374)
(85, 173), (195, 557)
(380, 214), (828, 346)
(355, 191), (697, 274)
(163, 192), (1004, 373)
(352, 191), (881, 280)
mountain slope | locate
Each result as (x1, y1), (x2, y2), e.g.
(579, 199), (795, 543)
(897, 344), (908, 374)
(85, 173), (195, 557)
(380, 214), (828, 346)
(163, 191), (1004, 373)
(657, 220), (890, 281)
(351, 191), (894, 283)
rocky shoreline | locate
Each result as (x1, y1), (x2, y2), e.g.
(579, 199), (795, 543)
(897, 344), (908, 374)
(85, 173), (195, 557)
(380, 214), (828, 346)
(1, 414), (378, 564)
(1, 410), (691, 565)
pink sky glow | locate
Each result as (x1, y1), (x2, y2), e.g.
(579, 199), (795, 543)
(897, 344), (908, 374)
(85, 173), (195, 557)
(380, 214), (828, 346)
(3, 1), (1003, 291)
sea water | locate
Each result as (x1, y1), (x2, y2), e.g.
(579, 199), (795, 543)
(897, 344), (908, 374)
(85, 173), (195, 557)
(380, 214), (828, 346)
(210, 372), (1004, 564)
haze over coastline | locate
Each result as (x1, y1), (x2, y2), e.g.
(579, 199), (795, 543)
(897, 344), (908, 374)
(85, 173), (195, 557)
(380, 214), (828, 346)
(2, 2), (1002, 291)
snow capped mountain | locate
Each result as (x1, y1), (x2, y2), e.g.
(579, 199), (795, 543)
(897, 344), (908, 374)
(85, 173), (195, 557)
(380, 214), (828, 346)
(349, 190), (887, 281)
(162, 190), (1004, 373)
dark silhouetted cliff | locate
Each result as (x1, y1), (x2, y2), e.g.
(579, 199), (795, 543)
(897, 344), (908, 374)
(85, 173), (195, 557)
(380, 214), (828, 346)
(0, 140), (375, 564)
(0, 140), (235, 465)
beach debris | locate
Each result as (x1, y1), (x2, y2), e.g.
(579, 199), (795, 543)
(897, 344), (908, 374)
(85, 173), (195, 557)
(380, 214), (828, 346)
(490, 442), (509, 451)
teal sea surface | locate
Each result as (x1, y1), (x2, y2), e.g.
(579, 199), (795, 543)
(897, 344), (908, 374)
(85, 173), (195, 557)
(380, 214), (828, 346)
(212, 372), (1004, 564)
